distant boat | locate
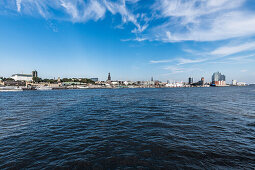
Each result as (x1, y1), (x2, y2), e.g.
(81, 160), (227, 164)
(77, 86), (89, 89)
(0, 86), (23, 92)
(36, 86), (52, 91)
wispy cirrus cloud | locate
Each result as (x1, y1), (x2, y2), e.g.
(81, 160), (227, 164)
(150, 57), (206, 65)
(164, 66), (184, 74)
(148, 0), (255, 42)
(210, 42), (255, 56)
(151, 40), (255, 75)
(150, 59), (173, 64)
(177, 58), (207, 65)
(5, 0), (148, 35)
(2, 0), (255, 44)
(16, 0), (21, 12)
(163, 65), (203, 74)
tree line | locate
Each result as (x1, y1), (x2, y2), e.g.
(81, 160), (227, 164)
(0, 77), (95, 84)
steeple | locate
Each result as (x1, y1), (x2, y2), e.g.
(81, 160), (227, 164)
(107, 72), (111, 81)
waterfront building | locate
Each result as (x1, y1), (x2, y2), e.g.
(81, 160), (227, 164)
(111, 81), (119, 85)
(201, 77), (205, 86)
(188, 77), (193, 84)
(90, 78), (99, 82)
(165, 82), (184, 88)
(190, 77), (205, 87)
(212, 72), (226, 86)
(32, 70), (38, 78)
(232, 80), (237, 86)
(3, 80), (26, 86)
(11, 74), (33, 82)
(237, 82), (247, 86)
(0, 78), (3, 86)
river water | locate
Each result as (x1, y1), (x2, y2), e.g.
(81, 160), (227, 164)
(0, 86), (255, 169)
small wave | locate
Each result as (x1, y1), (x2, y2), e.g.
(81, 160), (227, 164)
(247, 122), (255, 127)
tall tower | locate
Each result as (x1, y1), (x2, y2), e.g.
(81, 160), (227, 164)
(32, 70), (38, 78)
(188, 77), (193, 84)
(201, 77), (205, 86)
(151, 77), (154, 82)
(107, 73), (111, 81)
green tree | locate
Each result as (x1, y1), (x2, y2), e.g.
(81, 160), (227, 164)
(33, 77), (42, 83)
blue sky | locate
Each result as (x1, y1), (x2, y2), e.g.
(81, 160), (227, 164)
(0, 0), (255, 83)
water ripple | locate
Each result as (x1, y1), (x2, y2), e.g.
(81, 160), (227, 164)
(0, 87), (255, 169)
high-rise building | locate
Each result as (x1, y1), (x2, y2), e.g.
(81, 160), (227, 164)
(32, 70), (38, 78)
(151, 77), (154, 82)
(107, 73), (111, 81)
(201, 77), (205, 86)
(188, 77), (193, 84)
(212, 72), (225, 82)
(212, 72), (226, 86)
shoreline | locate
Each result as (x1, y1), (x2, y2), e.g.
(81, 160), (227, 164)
(0, 85), (249, 92)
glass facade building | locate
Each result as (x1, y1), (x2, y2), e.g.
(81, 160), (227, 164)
(212, 72), (225, 82)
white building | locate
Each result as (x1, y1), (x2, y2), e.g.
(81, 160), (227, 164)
(232, 80), (237, 86)
(11, 74), (33, 82)
(237, 82), (247, 86)
(165, 82), (184, 87)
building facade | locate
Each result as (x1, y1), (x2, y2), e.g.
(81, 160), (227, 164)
(32, 70), (38, 78)
(11, 74), (33, 82)
(90, 78), (99, 82)
(188, 77), (193, 84)
(232, 80), (237, 86)
(212, 72), (226, 86)
(201, 77), (205, 86)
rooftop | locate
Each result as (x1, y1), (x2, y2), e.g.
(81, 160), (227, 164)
(11, 74), (32, 77)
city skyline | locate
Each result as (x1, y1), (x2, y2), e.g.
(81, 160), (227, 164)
(0, 0), (255, 83)
(1, 70), (245, 85)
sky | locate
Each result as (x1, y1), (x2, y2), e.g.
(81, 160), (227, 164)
(0, 0), (255, 83)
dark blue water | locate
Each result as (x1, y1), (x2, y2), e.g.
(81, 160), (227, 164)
(0, 87), (255, 169)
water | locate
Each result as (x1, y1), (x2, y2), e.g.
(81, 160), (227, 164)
(0, 86), (255, 169)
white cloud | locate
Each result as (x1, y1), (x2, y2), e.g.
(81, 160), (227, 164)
(60, 0), (79, 20)
(4, 0), (255, 43)
(103, 0), (148, 33)
(177, 58), (207, 65)
(84, 1), (106, 21)
(241, 69), (248, 72)
(149, 0), (255, 42)
(211, 42), (255, 56)
(150, 57), (206, 65)
(150, 59), (173, 64)
(229, 54), (255, 61)
(164, 66), (184, 73)
(8, 0), (146, 34)
(164, 65), (202, 74)
(58, 0), (106, 22)
(16, 0), (21, 12)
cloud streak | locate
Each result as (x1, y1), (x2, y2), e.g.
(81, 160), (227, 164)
(149, 0), (255, 42)
(3, 0), (255, 43)
(16, 0), (21, 12)
(211, 42), (255, 56)
(8, 0), (148, 35)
